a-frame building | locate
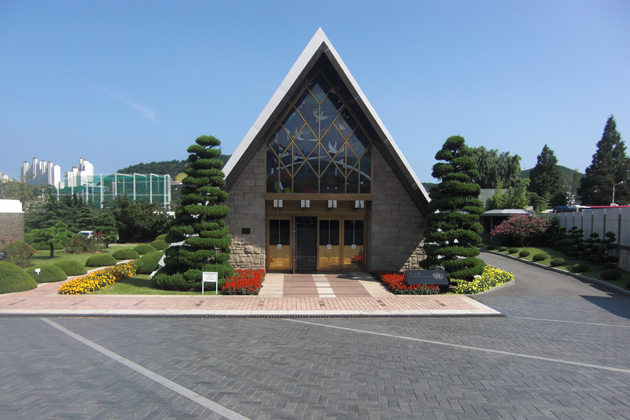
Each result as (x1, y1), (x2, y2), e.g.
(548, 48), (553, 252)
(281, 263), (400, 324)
(223, 29), (430, 273)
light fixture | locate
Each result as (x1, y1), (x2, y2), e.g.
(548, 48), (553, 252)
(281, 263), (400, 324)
(301, 199), (310, 208)
(327, 200), (337, 209)
(354, 200), (364, 209)
(273, 199), (283, 208)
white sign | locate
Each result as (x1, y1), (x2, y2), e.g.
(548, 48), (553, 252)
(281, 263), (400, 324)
(327, 244), (332, 250)
(202, 272), (218, 294)
(277, 244), (282, 249)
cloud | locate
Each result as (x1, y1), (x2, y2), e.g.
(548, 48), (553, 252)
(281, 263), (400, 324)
(96, 86), (159, 124)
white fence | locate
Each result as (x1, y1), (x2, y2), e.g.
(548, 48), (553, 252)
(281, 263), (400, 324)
(555, 208), (630, 271)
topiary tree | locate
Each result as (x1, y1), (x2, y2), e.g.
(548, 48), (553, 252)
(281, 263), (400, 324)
(95, 212), (118, 248)
(421, 135), (486, 281)
(153, 135), (233, 291)
(34, 222), (74, 258)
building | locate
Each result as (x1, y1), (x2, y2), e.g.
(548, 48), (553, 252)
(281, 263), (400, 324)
(20, 158), (61, 188)
(0, 199), (25, 242)
(63, 158), (94, 189)
(222, 29), (430, 273)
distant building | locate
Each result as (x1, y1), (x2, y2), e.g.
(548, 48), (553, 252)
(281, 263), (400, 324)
(0, 172), (11, 182)
(20, 157), (61, 188)
(63, 158), (94, 188)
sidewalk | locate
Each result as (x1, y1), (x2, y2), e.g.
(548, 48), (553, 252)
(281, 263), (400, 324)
(0, 272), (501, 318)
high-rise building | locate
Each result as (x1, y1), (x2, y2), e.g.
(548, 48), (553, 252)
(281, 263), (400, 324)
(20, 158), (61, 188)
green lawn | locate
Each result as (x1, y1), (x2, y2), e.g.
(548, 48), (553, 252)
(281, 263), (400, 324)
(92, 274), (215, 295)
(485, 245), (630, 289)
(29, 246), (137, 269)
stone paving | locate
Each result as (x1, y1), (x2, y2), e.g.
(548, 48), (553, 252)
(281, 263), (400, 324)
(0, 271), (499, 317)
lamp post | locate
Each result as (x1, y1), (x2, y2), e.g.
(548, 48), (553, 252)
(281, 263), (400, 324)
(612, 181), (625, 206)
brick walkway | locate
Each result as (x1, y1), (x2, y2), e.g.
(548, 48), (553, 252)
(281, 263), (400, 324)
(0, 271), (500, 317)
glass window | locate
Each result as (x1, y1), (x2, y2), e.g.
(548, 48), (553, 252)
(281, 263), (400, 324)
(269, 220), (290, 245)
(344, 220), (364, 245)
(319, 220), (339, 246)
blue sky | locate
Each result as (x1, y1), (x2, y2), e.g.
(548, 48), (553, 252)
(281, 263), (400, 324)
(1, 0), (629, 183)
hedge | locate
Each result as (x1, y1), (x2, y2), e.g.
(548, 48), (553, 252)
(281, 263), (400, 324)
(134, 244), (158, 255)
(54, 261), (87, 276)
(0, 261), (37, 294)
(85, 254), (117, 267)
(112, 249), (140, 260)
(136, 251), (164, 274)
(27, 266), (67, 283)
(150, 240), (168, 251)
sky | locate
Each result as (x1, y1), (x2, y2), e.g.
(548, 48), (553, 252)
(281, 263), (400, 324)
(1, 0), (629, 183)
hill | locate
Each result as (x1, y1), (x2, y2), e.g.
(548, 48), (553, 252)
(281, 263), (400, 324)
(117, 155), (231, 178)
(520, 165), (584, 180)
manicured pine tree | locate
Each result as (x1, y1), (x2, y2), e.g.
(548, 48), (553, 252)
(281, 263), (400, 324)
(152, 135), (233, 291)
(421, 136), (486, 280)
(578, 115), (630, 205)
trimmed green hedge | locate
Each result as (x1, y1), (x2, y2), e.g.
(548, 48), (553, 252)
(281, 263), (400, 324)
(532, 253), (548, 261)
(571, 263), (590, 273)
(85, 255), (117, 267)
(0, 261), (37, 294)
(550, 258), (565, 267)
(150, 240), (168, 251)
(156, 234), (168, 242)
(508, 248), (518, 254)
(601, 269), (622, 280)
(112, 249), (140, 260)
(519, 250), (530, 258)
(498, 246), (508, 252)
(134, 244), (158, 255)
(27, 266), (67, 283)
(54, 261), (87, 276)
(136, 251), (164, 274)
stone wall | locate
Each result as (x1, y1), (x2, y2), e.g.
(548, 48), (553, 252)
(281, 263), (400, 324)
(367, 148), (426, 271)
(0, 213), (25, 242)
(223, 146), (266, 269)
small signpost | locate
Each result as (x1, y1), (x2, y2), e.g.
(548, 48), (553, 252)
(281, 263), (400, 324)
(0, 251), (6, 261)
(404, 270), (449, 286)
(202, 272), (218, 295)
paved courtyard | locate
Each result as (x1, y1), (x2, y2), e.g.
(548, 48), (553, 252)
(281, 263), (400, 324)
(0, 254), (629, 419)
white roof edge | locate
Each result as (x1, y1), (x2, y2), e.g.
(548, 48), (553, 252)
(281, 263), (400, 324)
(223, 28), (430, 204)
(0, 199), (24, 213)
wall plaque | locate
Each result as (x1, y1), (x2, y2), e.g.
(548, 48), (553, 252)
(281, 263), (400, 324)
(404, 270), (449, 286)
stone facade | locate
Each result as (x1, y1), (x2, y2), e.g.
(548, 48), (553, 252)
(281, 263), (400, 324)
(224, 146), (267, 269)
(367, 148), (426, 271)
(0, 213), (25, 242)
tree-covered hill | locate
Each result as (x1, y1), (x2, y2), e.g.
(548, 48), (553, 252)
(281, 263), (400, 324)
(117, 155), (231, 178)
(520, 165), (583, 180)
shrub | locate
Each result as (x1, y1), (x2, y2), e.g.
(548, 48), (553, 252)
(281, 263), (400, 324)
(54, 261), (87, 276)
(606, 255), (619, 263)
(112, 248), (140, 260)
(532, 253), (548, 261)
(0, 261), (37, 294)
(31, 241), (64, 251)
(151, 273), (189, 291)
(1, 240), (37, 268)
(550, 258), (565, 267)
(222, 269), (266, 295)
(486, 245), (497, 251)
(454, 266), (514, 294)
(150, 240), (168, 251)
(519, 250), (530, 258)
(136, 251), (164, 274)
(27, 266), (67, 283)
(571, 264), (590, 273)
(605, 262), (617, 270)
(373, 271), (441, 295)
(134, 244), (158, 255)
(491, 214), (548, 247)
(600, 269), (622, 280)
(58, 261), (137, 294)
(508, 248), (518, 254)
(498, 246), (508, 252)
(85, 255), (117, 267)
(63, 234), (101, 254)
(156, 234), (168, 242)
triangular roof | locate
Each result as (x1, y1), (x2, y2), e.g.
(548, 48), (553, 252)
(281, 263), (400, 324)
(223, 28), (430, 214)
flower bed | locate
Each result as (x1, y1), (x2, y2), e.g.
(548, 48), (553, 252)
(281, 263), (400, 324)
(58, 261), (137, 295)
(221, 269), (265, 295)
(453, 266), (514, 294)
(372, 271), (440, 295)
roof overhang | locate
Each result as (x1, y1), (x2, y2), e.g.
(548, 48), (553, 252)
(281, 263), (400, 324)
(223, 28), (430, 215)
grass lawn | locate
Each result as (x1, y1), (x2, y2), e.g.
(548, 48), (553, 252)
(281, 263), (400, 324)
(485, 245), (630, 289)
(93, 274), (214, 295)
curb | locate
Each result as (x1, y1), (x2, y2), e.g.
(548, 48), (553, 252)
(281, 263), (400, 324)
(480, 249), (630, 297)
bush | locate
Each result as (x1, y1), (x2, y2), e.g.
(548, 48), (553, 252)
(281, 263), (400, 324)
(498, 246), (508, 252)
(0, 261), (37, 294)
(600, 269), (622, 280)
(156, 234), (168, 242)
(63, 234), (101, 254)
(571, 263), (590, 273)
(508, 248), (518, 254)
(454, 266), (514, 294)
(532, 253), (548, 261)
(519, 250), (530, 258)
(150, 240), (168, 251)
(112, 249), (140, 260)
(550, 258), (565, 267)
(27, 266), (67, 283)
(486, 245), (497, 251)
(605, 262), (617, 270)
(606, 255), (619, 263)
(491, 214), (548, 247)
(85, 255), (117, 267)
(136, 251), (164, 274)
(54, 261), (87, 276)
(1, 240), (37, 268)
(151, 273), (190, 291)
(31, 241), (64, 251)
(134, 244), (158, 255)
